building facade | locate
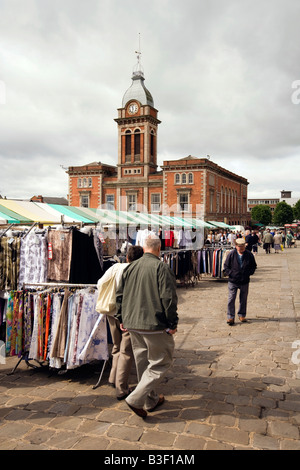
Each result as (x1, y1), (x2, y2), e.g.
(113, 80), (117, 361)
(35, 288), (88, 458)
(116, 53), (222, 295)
(67, 55), (250, 227)
(248, 191), (299, 216)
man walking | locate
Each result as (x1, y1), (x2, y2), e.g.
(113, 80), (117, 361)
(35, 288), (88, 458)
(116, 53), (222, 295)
(224, 238), (257, 325)
(96, 245), (143, 400)
(116, 235), (178, 418)
(263, 229), (274, 254)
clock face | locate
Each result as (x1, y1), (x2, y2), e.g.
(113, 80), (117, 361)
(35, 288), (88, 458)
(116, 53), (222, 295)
(128, 102), (138, 114)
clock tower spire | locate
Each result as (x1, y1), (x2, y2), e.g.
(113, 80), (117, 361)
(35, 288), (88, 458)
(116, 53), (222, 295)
(114, 47), (161, 184)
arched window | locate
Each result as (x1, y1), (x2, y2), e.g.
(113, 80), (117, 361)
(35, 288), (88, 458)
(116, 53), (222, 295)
(220, 187), (223, 212)
(125, 130), (131, 158)
(150, 130), (155, 160)
(181, 173), (187, 184)
(175, 173), (180, 184)
(188, 173), (193, 184)
(134, 129), (140, 161)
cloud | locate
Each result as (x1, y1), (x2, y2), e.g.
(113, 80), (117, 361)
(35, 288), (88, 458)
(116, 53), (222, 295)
(0, 0), (299, 200)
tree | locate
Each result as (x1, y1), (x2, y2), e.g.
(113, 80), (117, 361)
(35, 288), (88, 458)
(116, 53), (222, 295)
(251, 204), (272, 226)
(293, 199), (300, 221)
(273, 201), (294, 226)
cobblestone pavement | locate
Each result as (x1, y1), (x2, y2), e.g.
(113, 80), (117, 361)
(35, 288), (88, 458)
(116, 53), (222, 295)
(1, 246), (300, 451)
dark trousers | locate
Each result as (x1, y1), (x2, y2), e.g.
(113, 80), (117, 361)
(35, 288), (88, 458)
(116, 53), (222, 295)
(227, 282), (249, 319)
(264, 243), (271, 253)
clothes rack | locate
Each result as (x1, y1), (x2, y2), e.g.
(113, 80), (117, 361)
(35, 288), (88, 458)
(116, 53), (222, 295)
(23, 282), (98, 289)
(8, 282), (109, 389)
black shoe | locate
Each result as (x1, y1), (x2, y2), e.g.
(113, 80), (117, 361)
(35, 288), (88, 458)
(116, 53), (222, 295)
(126, 402), (147, 418)
(117, 386), (135, 400)
(227, 319), (234, 326)
(147, 395), (165, 412)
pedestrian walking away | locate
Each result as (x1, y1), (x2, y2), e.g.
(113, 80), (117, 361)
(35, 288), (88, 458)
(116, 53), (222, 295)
(263, 229), (274, 254)
(224, 238), (257, 325)
(96, 245), (144, 400)
(273, 230), (283, 254)
(116, 234), (178, 418)
(286, 230), (293, 248)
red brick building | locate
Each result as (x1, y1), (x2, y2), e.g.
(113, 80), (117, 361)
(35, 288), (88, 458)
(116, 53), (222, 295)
(67, 56), (250, 227)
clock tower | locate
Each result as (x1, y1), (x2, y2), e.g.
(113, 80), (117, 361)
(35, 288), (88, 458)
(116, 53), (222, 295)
(114, 51), (161, 182)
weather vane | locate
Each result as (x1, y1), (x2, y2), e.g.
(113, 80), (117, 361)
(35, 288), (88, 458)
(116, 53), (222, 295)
(133, 33), (144, 77)
(135, 33), (142, 66)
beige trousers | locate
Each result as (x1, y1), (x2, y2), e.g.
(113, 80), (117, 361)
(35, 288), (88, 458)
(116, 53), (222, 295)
(106, 316), (134, 397)
(126, 330), (175, 410)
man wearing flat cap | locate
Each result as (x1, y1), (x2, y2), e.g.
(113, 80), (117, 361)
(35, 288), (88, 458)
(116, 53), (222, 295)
(224, 238), (257, 325)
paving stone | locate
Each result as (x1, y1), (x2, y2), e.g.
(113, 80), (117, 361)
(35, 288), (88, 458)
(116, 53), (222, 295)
(107, 424), (143, 442)
(252, 433), (279, 450)
(185, 422), (213, 437)
(140, 430), (176, 447)
(25, 428), (56, 445)
(206, 440), (233, 450)
(174, 434), (206, 450)
(212, 426), (249, 446)
(267, 420), (300, 439)
(238, 417), (267, 434)
(280, 439), (300, 450)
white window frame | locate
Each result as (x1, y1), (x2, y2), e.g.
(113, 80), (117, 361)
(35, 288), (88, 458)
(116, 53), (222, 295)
(151, 193), (161, 213)
(80, 194), (90, 208)
(127, 193), (137, 212)
(106, 194), (115, 209)
(178, 192), (190, 212)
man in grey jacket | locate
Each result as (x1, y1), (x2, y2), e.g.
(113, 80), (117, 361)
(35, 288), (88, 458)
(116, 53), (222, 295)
(116, 235), (178, 418)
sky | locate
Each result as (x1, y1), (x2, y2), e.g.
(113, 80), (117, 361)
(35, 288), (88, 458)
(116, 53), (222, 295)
(0, 0), (300, 201)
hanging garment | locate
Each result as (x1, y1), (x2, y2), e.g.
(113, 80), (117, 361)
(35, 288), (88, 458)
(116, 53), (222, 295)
(18, 232), (48, 288)
(23, 292), (34, 353)
(49, 289), (71, 360)
(135, 229), (156, 247)
(5, 291), (14, 356)
(73, 290), (99, 365)
(64, 293), (79, 366)
(69, 229), (103, 284)
(0, 237), (20, 291)
(47, 230), (73, 282)
(164, 230), (174, 248)
(4, 291), (23, 357)
(48, 293), (64, 369)
(78, 313), (108, 365)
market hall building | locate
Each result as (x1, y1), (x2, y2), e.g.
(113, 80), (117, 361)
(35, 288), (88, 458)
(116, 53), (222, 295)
(67, 55), (250, 228)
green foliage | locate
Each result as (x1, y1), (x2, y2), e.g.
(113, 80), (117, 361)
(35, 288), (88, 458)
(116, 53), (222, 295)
(273, 201), (294, 225)
(251, 204), (272, 226)
(293, 199), (300, 221)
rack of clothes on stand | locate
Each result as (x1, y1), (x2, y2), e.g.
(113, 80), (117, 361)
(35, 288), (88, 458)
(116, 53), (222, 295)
(0, 223), (129, 292)
(0, 224), (120, 372)
(5, 282), (110, 389)
(160, 244), (233, 285)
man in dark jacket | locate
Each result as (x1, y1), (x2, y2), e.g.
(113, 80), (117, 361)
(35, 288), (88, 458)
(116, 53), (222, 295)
(224, 238), (257, 325)
(116, 234), (178, 418)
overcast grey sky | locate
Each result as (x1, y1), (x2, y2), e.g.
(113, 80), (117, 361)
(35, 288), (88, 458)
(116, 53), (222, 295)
(0, 0), (299, 201)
